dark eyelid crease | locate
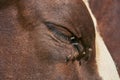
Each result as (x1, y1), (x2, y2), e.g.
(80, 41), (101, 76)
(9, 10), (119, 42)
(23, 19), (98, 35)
(44, 21), (74, 35)
(44, 21), (76, 41)
(44, 21), (83, 49)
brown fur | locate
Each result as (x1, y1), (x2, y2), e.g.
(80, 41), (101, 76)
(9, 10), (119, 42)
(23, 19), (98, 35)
(0, 0), (101, 80)
(89, 0), (120, 75)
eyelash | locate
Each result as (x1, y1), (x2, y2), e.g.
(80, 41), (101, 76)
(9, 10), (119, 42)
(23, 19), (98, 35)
(44, 22), (91, 63)
(44, 21), (84, 51)
(44, 22), (72, 41)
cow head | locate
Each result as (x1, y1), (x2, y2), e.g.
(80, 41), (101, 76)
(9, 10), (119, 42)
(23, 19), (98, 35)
(0, 0), (119, 80)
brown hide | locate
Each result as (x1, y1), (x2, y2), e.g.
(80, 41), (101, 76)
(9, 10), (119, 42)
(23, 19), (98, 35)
(89, 0), (120, 75)
(0, 0), (101, 80)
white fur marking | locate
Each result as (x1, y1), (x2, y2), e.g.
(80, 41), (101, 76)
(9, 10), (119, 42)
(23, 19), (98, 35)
(96, 32), (120, 80)
(82, 0), (120, 80)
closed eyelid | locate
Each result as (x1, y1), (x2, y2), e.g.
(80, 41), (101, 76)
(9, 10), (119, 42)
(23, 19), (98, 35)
(44, 21), (82, 42)
(44, 21), (76, 40)
(44, 21), (86, 60)
(44, 21), (74, 35)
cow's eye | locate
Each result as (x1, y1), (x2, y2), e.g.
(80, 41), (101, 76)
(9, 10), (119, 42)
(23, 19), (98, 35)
(44, 22), (89, 63)
(44, 22), (75, 43)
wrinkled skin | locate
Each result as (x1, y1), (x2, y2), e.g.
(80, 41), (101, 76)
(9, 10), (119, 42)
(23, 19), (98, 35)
(89, 0), (120, 75)
(0, 0), (101, 80)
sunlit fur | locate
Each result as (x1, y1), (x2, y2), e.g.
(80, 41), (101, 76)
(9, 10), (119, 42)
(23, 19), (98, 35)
(83, 0), (120, 80)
